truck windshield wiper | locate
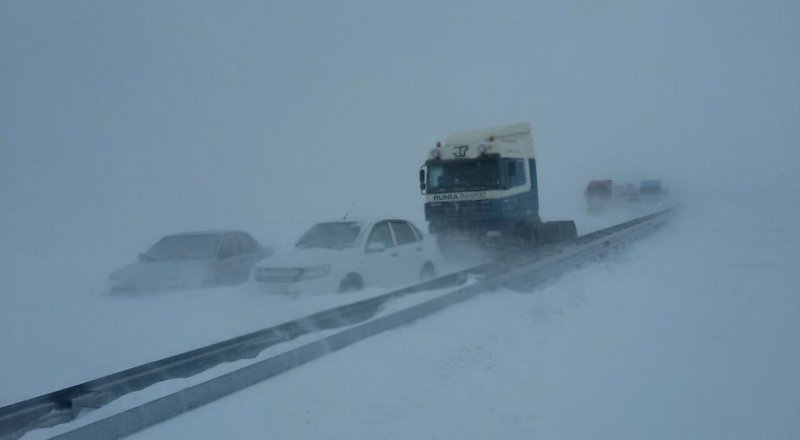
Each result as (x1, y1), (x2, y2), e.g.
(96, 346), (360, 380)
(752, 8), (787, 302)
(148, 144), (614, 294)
(449, 185), (491, 192)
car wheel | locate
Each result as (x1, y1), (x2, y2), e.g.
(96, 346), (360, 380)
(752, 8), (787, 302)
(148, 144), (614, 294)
(419, 262), (436, 280)
(338, 273), (363, 293)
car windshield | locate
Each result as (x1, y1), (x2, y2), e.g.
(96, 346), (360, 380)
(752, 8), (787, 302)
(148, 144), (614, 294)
(426, 159), (501, 193)
(296, 222), (362, 249)
(143, 235), (220, 260)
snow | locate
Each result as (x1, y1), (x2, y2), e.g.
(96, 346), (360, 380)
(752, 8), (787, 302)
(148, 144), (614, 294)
(0, 278), (442, 407)
(118, 198), (799, 439)
(0, 205), (626, 409)
(0, 202), (624, 408)
(7, 198), (800, 440)
(2, 1), (799, 439)
(19, 279), (482, 440)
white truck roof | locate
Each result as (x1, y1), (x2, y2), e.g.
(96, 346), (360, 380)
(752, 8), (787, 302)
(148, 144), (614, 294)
(432, 122), (535, 160)
(445, 122), (531, 146)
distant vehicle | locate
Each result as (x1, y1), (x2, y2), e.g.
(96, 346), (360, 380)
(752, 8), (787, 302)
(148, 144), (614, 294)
(585, 180), (613, 211)
(585, 180), (647, 211)
(419, 122), (576, 257)
(640, 179), (665, 203)
(617, 182), (641, 203)
(110, 231), (271, 291)
(253, 219), (438, 294)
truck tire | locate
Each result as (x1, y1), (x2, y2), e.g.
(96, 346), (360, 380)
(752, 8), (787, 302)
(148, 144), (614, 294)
(545, 220), (577, 243)
(513, 222), (533, 245)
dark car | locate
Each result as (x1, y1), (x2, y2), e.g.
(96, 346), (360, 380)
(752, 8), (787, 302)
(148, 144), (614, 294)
(109, 231), (271, 291)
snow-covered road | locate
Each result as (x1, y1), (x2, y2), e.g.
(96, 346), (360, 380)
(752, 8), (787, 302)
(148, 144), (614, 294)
(122, 199), (800, 439)
(7, 199), (800, 439)
(0, 205), (631, 407)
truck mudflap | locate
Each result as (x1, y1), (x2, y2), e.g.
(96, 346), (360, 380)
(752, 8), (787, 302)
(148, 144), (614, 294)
(539, 220), (578, 244)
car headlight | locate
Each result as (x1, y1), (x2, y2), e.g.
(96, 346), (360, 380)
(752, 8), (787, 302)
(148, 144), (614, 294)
(299, 265), (331, 280)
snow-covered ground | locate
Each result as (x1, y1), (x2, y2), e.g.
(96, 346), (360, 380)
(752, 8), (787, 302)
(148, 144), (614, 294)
(113, 197), (797, 439)
(7, 195), (799, 440)
(0, 207), (625, 408)
(3, 2), (798, 439)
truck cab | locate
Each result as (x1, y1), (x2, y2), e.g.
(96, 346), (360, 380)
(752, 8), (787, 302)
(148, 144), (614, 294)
(419, 123), (575, 256)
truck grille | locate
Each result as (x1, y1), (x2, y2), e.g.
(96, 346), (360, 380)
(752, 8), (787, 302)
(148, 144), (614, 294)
(425, 199), (495, 218)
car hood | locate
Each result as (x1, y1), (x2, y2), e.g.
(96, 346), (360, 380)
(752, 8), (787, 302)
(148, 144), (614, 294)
(110, 259), (214, 286)
(255, 247), (352, 269)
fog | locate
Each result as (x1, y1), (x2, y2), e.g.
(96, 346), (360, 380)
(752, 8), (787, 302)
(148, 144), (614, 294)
(3, 2), (799, 250)
(1, 0), (799, 436)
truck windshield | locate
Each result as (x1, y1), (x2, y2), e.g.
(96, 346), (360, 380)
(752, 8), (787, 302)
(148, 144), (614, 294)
(426, 159), (501, 193)
(296, 222), (362, 249)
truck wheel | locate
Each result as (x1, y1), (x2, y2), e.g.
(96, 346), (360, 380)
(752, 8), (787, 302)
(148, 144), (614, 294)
(551, 220), (577, 241)
(512, 223), (533, 248)
(338, 273), (363, 293)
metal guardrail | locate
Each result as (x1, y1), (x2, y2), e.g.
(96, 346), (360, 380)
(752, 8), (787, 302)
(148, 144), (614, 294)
(0, 267), (487, 440)
(502, 208), (673, 291)
(0, 208), (673, 440)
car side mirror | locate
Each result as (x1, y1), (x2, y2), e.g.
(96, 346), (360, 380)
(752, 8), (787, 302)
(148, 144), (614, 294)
(366, 242), (386, 253)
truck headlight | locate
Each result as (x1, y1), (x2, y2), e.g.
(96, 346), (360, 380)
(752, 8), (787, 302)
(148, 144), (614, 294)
(300, 265), (331, 280)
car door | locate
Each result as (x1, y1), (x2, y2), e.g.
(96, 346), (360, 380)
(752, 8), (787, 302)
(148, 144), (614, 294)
(363, 221), (398, 286)
(389, 220), (423, 282)
(409, 221), (439, 273)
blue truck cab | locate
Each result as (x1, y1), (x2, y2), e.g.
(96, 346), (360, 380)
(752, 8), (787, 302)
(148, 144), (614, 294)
(419, 123), (575, 255)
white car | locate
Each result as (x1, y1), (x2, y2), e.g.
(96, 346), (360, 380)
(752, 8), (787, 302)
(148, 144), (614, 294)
(110, 231), (271, 291)
(253, 219), (439, 294)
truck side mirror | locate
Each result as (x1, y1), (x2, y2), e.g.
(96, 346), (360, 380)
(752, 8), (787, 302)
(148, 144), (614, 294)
(419, 169), (426, 193)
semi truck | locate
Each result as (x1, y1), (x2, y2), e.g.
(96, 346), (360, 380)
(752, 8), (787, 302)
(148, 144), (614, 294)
(640, 179), (666, 203)
(419, 122), (576, 257)
(585, 180), (644, 211)
(585, 180), (613, 212)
